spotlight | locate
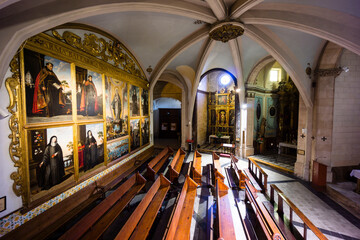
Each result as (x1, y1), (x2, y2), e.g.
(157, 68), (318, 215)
(220, 74), (231, 85)
(235, 88), (240, 93)
(342, 66), (349, 73)
(241, 104), (247, 109)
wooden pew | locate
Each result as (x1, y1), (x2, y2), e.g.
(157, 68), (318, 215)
(212, 152), (225, 182)
(163, 175), (198, 240)
(168, 148), (186, 182)
(245, 179), (286, 240)
(230, 154), (248, 189)
(269, 184), (328, 240)
(59, 172), (146, 240)
(192, 150), (202, 184)
(215, 177), (236, 240)
(115, 174), (171, 240)
(146, 146), (173, 181)
(245, 157), (268, 193)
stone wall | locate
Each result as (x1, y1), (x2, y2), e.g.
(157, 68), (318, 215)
(331, 49), (360, 167)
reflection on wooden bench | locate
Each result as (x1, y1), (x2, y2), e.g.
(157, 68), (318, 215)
(60, 172), (146, 240)
(215, 177), (236, 240)
(163, 175), (198, 240)
(247, 157), (268, 194)
(230, 154), (248, 189)
(192, 150), (202, 184)
(115, 174), (171, 240)
(146, 146), (173, 181)
(245, 179), (286, 240)
(212, 152), (225, 183)
(168, 148), (186, 182)
(270, 184), (328, 240)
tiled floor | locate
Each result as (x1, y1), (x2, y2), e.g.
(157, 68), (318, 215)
(251, 153), (297, 172)
(188, 152), (360, 240)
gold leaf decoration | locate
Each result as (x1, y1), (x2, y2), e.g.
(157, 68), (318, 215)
(52, 30), (146, 80)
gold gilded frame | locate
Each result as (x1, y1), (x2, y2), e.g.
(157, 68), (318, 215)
(5, 28), (149, 208)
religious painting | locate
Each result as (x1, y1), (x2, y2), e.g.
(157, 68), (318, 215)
(218, 95), (227, 105)
(24, 48), (72, 123)
(141, 89), (149, 116)
(218, 110), (227, 126)
(27, 126), (74, 195)
(211, 109), (216, 125)
(107, 137), (129, 162)
(129, 85), (140, 117)
(76, 67), (103, 120)
(170, 122), (176, 131)
(77, 123), (104, 172)
(141, 118), (150, 146)
(130, 119), (140, 151)
(229, 109), (235, 126)
(105, 76), (128, 140)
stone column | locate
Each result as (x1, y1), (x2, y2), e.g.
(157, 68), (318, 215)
(245, 93), (255, 156)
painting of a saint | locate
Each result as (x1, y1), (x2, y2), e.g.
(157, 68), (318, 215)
(78, 123), (104, 172)
(76, 68), (103, 120)
(130, 119), (140, 150)
(105, 77), (128, 140)
(24, 49), (72, 123)
(142, 118), (149, 145)
(130, 85), (140, 117)
(80, 75), (99, 116)
(29, 126), (74, 195)
(141, 89), (149, 116)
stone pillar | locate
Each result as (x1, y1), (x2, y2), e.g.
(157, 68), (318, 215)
(245, 94), (255, 156)
(294, 96), (312, 181)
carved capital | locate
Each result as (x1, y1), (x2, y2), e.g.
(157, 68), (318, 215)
(314, 67), (343, 77)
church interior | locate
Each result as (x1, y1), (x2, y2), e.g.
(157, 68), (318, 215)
(0, 0), (359, 239)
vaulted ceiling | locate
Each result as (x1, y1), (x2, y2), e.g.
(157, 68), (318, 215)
(0, 0), (359, 108)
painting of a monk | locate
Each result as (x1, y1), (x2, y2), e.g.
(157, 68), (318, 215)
(32, 62), (66, 117)
(80, 75), (99, 116)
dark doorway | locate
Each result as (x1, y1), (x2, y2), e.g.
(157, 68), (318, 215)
(159, 109), (181, 139)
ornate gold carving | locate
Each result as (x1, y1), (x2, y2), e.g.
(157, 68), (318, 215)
(51, 30), (146, 80)
(26, 33), (148, 89)
(209, 22), (244, 43)
(5, 54), (26, 203)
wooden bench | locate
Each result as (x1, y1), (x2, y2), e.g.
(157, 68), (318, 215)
(146, 146), (173, 181)
(168, 148), (186, 182)
(247, 157), (268, 194)
(245, 179), (286, 240)
(215, 177), (236, 239)
(230, 154), (248, 189)
(270, 184), (328, 240)
(212, 152), (225, 183)
(192, 150), (202, 184)
(115, 174), (171, 240)
(59, 172), (146, 240)
(163, 175), (198, 240)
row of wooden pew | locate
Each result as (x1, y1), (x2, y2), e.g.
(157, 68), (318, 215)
(231, 154), (328, 240)
(59, 146), (202, 240)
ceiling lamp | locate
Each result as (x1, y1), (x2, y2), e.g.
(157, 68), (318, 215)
(209, 21), (244, 43)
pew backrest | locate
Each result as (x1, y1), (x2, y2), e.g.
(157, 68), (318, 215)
(192, 150), (202, 184)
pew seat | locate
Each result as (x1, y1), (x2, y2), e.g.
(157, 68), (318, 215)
(146, 146), (173, 181)
(212, 152), (225, 183)
(231, 154), (248, 189)
(59, 172), (146, 240)
(168, 148), (186, 182)
(192, 151), (202, 184)
(164, 175), (198, 240)
(215, 177), (236, 239)
(115, 174), (171, 240)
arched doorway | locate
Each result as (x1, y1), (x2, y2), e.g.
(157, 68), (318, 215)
(153, 81), (182, 150)
(195, 69), (239, 155)
(246, 60), (300, 172)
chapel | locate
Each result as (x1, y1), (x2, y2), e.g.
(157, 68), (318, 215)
(0, 1), (359, 239)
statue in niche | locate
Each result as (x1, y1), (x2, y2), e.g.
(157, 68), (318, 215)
(259, 118), (266, 137)
(219, 110), (226, 125)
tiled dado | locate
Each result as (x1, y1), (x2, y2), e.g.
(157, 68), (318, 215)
(0, 145), (152, 237)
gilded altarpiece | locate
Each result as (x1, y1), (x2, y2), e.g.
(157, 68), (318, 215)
(207, 90), (235, 141)
(5, 26), (149, 209)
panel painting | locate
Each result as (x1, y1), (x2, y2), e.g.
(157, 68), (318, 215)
(130, 119), (140, 151)
(129, 85), (140, 117)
